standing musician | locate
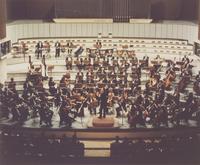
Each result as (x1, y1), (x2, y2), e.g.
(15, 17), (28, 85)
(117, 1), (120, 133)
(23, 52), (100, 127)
(36, 41), (43, 59)
(55, 41), (61, 58)
(99, 87), (109, 118)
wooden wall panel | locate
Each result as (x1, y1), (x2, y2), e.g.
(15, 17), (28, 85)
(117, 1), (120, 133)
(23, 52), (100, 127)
(199, 0), (200, 40)
(0, 0), (6, 39)
(6, 0), (199, 21)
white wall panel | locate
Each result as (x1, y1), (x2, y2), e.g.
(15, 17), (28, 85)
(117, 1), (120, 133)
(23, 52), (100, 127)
(6, 22), (199, 44)
(155, 24), (162, 38)
(138, 24), (144, 38)
(149, 24), (156, 38)
(60, 24), (66, 37)
(166, 24), (173, 39)
(123, 24), (128, 37)
(128, 24), (134, 37)
(144, 24), (150, 38)
(134, 24), (140, 37)
(177, 25), (183, 39)
(107, 24), (112, 36)
(172, 24), (178, 39)
(65, 24), (72, 37)
(161, 24), (167, 38)
(118, 24), (124, 37)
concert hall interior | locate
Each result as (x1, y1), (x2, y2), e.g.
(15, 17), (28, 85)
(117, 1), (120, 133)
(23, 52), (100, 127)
(1, 0), (200, 164)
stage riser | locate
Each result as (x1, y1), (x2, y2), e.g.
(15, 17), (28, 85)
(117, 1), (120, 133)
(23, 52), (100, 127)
(2, 127), (199, 140)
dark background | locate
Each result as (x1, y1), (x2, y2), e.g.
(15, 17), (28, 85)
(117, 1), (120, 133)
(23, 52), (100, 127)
(0, 0), (6, 39)
(1, 0), (200, 40)
(6, 0), (200, 21)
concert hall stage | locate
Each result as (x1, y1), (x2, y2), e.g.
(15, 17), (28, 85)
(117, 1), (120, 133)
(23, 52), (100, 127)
(0, 115), (200, 140)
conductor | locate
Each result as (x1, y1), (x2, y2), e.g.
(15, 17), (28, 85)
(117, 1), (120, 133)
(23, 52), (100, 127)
(99, 87), (109, 118)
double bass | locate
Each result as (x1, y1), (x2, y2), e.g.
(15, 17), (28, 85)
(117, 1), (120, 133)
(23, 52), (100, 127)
(163, 69), (176, 89)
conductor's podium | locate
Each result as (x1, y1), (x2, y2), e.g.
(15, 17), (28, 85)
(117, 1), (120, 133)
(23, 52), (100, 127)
(88, 116), (118, 128)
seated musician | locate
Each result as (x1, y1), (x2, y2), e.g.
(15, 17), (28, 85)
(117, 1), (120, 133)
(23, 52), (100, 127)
(116, 91), (128, 117)
(39, 102), (53, 126)
(65, 57), (73, 70)
(76, 70), (84, 83)
(8, 78), (16, 92)
(173, 89), (180, 107)
(195, 71), (200, 81)
(96, 40), (102, 49)
(88, 92), (98, 115)
(181, 57), (191, 72)
(23, 78), (33, 96)
(142, 94), (151, 109)
(48, 77), (57, 95)
(60, 76), (68, 88)
(181, 55), (188, 62)
(86, 69), (94, 80)
(157, 80), (165, 102)
(163, 94), (174, 106)
(59, 101), (74, 126)
(142, 55), (149, 67)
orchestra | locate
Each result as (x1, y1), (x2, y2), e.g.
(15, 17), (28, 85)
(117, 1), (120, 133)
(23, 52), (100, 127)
(1, 41), (200, 129)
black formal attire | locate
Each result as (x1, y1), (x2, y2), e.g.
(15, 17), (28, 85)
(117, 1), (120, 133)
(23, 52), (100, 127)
(36, 42), (43, 59)
(99, 89), (109, 118)
(55, 42), (61, 57)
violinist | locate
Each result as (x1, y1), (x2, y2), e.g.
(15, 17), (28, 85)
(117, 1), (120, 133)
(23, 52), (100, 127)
(88, 91), (98, 115)
(107, 88), (114, 108)
(48, 77), (57, 96)
(76, 70), (84, 83)
(39, 102), (53, 127)
(8, 78), (16, 92)
(142, 94), (151, 109)
(142, 54), (149, 67)
(59, 101), (73, 126)
(116, 90), (128, 117)
(86, 69), (94, 83)
(65, 57), (73, 70)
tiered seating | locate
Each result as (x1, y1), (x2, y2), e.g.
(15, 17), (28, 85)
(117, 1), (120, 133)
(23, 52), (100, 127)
(12, 38), (193, 59)
(110, 135), (199, 160)
(0, 131), (84, 159)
